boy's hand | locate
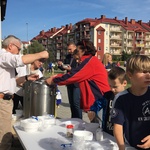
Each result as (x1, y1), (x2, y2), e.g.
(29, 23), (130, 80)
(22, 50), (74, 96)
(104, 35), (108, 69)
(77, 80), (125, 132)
(137, 135), (150, 149)
(87, 111), (96, 121)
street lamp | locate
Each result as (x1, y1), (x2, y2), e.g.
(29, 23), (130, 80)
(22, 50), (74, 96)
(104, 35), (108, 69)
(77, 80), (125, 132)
(26, 23), (29, 54)
(26, 23), (28, 42)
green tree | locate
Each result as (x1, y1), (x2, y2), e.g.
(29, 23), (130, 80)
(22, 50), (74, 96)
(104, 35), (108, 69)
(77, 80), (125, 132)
(121, 51), (133, 61)
(23, 41), (45, 54)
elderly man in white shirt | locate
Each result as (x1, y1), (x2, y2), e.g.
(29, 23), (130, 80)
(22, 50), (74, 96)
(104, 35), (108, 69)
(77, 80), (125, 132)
(0, 35), (49, 150)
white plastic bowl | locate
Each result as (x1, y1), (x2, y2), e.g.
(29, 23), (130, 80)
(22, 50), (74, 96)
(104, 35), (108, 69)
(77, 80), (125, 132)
(37, 115), (56, 131)
(73, 130), (93, 142)
(20, 118), (39, 132)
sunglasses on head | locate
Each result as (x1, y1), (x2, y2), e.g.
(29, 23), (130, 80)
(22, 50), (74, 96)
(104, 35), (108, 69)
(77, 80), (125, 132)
(39, 58), (46, 63)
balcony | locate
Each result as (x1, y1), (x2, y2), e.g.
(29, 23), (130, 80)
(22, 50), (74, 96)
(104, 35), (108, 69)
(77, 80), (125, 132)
(145, 50), (150, 55)
(136, 43), (144, 47)
(126, 49), (132, 54)
(42, 41), (47, 45)
(111, 50), (121, 55)
(126, 44), (133, 47)
(110, 44), (122, 47)
(82, 26), (90, 31)
(110, 36), (122, 40)
(145, 45), (150, 48)
(145, 37), (150, 41)
(57, 39), (62, 43)
(127, 36), (133, 39)
(85, 34), (91, 39)
(110, 28), (122, 32)
(56, 46), (62, 49)
(136, 35), (143, 40)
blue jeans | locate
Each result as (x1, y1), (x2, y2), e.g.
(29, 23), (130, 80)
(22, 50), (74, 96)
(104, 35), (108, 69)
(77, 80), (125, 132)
(67, 85), (82, 119)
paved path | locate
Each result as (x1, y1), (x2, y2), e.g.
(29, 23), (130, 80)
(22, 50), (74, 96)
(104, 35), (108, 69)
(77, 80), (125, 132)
(56, 85), (90, 123)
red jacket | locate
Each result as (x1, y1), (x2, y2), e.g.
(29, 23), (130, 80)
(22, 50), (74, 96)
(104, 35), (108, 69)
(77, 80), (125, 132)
(53, 55), (110, 111)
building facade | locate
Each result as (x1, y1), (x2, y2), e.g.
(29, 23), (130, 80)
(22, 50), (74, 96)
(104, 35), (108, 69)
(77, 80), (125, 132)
(31, 15), (150, 61)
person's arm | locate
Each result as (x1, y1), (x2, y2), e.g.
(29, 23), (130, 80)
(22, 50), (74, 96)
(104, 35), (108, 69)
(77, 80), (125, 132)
(47, 57), (95, 86)
(87, 111), (96, 121)
(113, 123), (125, 150)
(16, 74), (39, 85)
(137, 135), (150, 149)
(22, 51), (49, 64)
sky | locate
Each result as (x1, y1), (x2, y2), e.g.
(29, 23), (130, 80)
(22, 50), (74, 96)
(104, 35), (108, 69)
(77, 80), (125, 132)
(2, 0), (150, 41)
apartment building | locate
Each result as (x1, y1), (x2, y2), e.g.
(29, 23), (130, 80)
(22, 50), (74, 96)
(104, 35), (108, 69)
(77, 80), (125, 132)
(32, 24), (74, 61)
(31, 15), (150, 61)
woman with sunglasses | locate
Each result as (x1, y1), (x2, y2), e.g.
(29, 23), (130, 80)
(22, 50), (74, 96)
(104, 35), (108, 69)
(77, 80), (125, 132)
(46, 40), (110, 122)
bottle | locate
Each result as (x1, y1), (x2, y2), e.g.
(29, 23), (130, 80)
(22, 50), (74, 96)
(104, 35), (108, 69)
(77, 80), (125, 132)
(96, 128), (103, 141)
(66, 124), (74, 138)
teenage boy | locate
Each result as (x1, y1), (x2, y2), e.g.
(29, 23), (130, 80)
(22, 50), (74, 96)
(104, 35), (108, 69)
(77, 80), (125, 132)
(88, 67), (127, 132)
(103, 66), (127, 135)
(111, 55), (150, 150)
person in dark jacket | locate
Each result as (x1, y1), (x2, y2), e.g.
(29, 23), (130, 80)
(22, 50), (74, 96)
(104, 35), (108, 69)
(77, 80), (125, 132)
(57, 42), (82, 119)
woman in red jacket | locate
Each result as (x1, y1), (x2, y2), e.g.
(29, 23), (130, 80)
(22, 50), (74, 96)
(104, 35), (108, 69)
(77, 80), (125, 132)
(46, 40), (110, 121)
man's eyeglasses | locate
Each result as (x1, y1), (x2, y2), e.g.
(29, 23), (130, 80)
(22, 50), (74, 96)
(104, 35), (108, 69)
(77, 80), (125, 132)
(12, 43), (21, 51)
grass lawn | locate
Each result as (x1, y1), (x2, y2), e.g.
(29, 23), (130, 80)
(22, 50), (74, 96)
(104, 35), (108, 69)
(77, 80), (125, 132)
(44, 69), (65, 78)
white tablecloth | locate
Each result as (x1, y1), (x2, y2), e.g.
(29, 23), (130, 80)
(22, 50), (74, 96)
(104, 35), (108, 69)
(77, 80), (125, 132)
(13, 118), (136, 150)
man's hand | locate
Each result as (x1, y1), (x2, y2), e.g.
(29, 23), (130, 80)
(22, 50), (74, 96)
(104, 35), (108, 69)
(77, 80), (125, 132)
(28, 74), (39, 81)
(87, 111), (96, 121)
(137, 135), (150, 149)
(57, 61), (63, 66)
(40, 51), (49, 59)
(63, 65), (71, 71)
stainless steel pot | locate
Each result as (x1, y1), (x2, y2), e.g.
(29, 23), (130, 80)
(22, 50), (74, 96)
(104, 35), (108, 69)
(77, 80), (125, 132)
(23, 77), (56, 118)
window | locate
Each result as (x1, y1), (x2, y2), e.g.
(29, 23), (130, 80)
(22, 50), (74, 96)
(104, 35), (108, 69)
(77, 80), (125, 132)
(98, 31), (101, 35)
(106, 47), (108, 51)
(106, 39), (108, 44)
(98, 39), (101, 43)
(98, 47), (101, 51)
(106, 31), (108, 36)
(98, 55), (101, 59)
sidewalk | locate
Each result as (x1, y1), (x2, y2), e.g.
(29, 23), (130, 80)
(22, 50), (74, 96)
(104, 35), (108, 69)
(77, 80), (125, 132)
(56, 85), (90, 123)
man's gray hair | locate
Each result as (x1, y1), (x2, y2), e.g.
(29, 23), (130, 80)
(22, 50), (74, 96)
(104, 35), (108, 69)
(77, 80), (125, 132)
(2, 35), (22, 48)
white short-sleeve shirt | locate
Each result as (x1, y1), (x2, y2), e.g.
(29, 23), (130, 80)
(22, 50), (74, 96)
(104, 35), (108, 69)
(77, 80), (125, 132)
(0, 49), (24, 94)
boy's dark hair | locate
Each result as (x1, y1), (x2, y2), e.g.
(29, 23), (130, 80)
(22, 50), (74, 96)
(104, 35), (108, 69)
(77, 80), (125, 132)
(108, 67), (126, 84)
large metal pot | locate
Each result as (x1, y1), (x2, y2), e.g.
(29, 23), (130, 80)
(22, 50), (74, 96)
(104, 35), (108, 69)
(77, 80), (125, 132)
(22, 80), (32, 118)
(23, 77), (56, 118)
